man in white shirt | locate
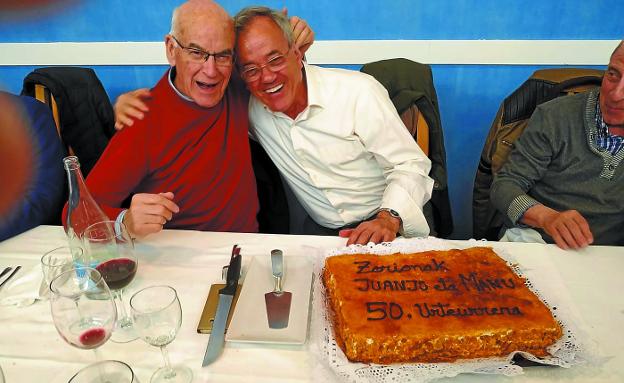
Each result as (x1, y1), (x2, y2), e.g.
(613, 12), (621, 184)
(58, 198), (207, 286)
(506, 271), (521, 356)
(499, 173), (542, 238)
(234, 6), (434, 245)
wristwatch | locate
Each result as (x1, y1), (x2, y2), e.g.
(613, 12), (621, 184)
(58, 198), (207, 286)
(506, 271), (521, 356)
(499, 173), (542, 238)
(378, 208), (402, 226)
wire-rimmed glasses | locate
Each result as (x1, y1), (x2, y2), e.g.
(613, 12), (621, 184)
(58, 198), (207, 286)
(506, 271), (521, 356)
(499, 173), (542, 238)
(170, 35), (233, 67)
(238, 52), (289, 82)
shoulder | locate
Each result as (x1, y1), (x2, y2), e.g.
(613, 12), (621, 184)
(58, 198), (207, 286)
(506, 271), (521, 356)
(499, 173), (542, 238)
(533, 91), (592, 119)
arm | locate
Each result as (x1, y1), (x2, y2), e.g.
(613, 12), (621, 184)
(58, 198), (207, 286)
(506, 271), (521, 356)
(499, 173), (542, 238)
(341, 77), (433, 245)
(85, 118), (179, 238)
(490, 107), (593, 249)
(283, 8), (314, 55)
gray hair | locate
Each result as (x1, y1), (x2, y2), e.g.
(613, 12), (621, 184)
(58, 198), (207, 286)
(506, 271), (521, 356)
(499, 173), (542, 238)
(234, 6), (293, 47)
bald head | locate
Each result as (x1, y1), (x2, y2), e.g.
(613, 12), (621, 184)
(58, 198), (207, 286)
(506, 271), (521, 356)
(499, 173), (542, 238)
(170, 0), (232, 38)
(611, 39), (624, 60)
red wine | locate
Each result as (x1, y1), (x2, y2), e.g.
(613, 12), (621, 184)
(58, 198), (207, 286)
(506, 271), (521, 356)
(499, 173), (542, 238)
(79, 327), (107, 348)
(96, 258), (137, 290)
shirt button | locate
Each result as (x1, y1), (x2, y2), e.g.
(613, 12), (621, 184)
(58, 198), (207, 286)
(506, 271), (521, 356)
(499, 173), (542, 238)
(338, 209), (344, 214)
(608, 164), (615, 170)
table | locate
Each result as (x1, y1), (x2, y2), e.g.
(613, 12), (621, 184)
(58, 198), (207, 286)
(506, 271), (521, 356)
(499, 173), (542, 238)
(0, 225), (622, 383)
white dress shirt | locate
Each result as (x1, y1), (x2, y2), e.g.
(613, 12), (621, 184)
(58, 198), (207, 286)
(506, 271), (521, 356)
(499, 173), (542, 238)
(248, 64), (434, 237)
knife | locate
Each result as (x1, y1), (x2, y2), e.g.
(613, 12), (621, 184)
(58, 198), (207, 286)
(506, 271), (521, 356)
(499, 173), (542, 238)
(202, 245), (241, 366)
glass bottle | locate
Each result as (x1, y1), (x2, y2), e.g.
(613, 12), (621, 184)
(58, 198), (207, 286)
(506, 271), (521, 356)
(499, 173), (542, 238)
(63, 156), (109, 254)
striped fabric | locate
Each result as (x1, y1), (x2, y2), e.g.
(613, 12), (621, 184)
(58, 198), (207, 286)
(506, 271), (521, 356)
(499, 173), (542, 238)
(595, 101), (624, 155)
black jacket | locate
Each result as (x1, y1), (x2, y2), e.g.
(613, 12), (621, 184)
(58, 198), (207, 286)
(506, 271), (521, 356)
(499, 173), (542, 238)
(361, 58), (453, 237)
(22, 67), (116, 176)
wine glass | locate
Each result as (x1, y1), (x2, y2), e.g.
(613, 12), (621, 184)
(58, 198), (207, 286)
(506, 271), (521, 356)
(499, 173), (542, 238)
(69, 360), (138, 383)
(130, 285), (192, 383)
(50, 267), (135, 382)
(82, 220), (138, 343)
(41, 246), (83, 297)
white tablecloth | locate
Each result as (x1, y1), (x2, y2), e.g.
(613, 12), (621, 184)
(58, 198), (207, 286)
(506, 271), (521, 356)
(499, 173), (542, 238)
(0, 226), (622, 383)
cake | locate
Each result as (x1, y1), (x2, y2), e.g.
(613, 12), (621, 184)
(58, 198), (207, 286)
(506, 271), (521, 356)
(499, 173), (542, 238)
(322, 247), (562, 364)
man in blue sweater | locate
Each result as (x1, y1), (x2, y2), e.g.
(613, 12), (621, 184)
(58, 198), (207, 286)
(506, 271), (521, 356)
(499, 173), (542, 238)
(491, 41), (624, 249)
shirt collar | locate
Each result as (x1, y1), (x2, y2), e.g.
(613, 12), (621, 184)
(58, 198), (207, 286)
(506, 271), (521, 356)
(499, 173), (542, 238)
(260, 63), (324, 117)
(168, 67), (194, 103)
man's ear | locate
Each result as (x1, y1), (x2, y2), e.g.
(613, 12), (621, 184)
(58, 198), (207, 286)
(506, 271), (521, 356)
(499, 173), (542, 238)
(165, 35), (177, 66)
(293, 46), (303, 67)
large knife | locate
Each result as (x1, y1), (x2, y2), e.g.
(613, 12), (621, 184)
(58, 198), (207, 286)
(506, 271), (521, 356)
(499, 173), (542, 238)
(202, 245), (241, 366)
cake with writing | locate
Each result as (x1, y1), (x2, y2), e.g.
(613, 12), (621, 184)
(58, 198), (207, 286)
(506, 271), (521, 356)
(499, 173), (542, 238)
(322, 247), (562, 364)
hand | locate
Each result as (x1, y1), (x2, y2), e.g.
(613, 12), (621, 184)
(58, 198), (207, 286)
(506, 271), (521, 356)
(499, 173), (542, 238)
(523, 204), (593, 250)
(283, 8), (314, 55)
(114, 88), (152, 130)
(339, 211), (400, 246)
(123, 192), (180, 238)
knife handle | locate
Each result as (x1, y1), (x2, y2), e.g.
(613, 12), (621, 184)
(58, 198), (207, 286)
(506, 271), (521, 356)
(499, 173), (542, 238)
(222, 251), (241, 295)
(271, 249), (283, 278)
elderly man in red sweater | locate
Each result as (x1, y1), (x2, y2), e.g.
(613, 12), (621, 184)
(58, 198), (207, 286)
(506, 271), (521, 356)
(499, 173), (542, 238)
(79, 0), (312, 238)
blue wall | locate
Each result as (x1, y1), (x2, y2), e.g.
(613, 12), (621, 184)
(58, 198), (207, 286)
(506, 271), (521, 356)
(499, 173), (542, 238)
(1, 0), (620, 239)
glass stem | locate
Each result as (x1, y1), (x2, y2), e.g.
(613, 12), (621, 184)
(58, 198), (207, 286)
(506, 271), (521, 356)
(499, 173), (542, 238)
(93, 348), (106, 383)
(114, 289), (131, 327)
(160, 345), (176, 378)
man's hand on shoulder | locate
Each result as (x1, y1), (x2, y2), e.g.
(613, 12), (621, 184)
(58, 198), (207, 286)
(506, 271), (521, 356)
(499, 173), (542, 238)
(114, 88), (152, 130)
(522, 204), (593, 250)
(282, 8), (314, 55)
(339, 210), (400, 246)
(123, 192), (180, 238)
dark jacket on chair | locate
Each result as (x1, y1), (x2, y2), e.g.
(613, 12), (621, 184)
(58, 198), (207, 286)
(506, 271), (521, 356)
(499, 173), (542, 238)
(21, 67), (116, 177)
(361, 58), (453, 237)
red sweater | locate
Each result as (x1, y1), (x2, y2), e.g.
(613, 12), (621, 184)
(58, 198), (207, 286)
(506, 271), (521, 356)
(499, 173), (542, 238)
(80, 70), (259, 233)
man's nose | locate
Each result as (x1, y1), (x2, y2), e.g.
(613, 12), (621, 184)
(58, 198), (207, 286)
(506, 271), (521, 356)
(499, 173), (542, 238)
(201, 56), (219, 76)
(260, 66), (277, 83)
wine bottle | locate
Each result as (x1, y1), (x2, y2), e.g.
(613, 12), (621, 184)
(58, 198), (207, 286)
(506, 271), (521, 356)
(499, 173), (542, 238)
(63, 156), (109, 255)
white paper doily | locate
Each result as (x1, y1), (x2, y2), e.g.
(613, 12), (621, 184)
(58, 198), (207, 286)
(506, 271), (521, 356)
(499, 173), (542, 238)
(309, 237), (596, 383)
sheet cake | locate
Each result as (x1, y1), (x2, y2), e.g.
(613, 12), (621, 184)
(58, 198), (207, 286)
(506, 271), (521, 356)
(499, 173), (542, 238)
(322, 247), (562, 364)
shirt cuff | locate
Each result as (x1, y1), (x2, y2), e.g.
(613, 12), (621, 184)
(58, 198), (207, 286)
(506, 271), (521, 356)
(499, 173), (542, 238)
(115, 209), (128, 235)
(507, 195), (540, 226)
(381, 183), (430, 238)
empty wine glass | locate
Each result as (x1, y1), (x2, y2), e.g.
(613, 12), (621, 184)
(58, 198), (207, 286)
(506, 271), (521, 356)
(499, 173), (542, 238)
(82, 220), (138, 343)
(41, 246), (83, 297)
(50, 267), (134, 382)
(130, 285), (192, 383)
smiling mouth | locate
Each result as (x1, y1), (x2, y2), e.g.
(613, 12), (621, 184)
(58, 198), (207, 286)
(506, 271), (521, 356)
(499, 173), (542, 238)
(196, 80), (218, 90)
(265, 84), (283, 94)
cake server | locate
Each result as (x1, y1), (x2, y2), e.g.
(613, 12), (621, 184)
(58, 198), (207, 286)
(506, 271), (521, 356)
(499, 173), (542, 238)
(202, 245), (241, 366)
(264, 249), (292, 329)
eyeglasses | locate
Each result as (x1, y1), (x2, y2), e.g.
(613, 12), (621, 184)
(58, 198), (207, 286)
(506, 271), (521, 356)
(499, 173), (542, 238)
(171, 35), (234, 67)
(239, 53), (289, 82)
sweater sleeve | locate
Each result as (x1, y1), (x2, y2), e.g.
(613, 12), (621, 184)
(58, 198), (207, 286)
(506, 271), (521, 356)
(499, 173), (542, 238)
(83, 117), (151, 220)
(490, 105), (556, 226)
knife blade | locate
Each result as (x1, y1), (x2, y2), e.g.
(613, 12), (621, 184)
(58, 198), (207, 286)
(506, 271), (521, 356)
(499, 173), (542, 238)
(202, 245), (241, 366)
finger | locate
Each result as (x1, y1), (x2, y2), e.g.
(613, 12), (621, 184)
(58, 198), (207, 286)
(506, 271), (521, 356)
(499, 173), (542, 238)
(346, 227), (365, 246)
(135, 223), (165, 238)
(281, 7), (288, 16)
(122, 107), (145, 121)
(138, 204), (174, 221)
(572, 214), (593, 244)
(114, 121), (125, 131)
(382, 231), (397, 243)
(564, 220), (590, 248)
(116, 115), (135, 127)
(369, 231), (383, 244)
(339, 229), (353, 238)
(133, 88), (152, 100)
(140, 193), (180, 213)
(352, 230), (373, 246)
(158, 191), (175, 200)
(556, 224), (580, 249)
(550, 230), (569, 250)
